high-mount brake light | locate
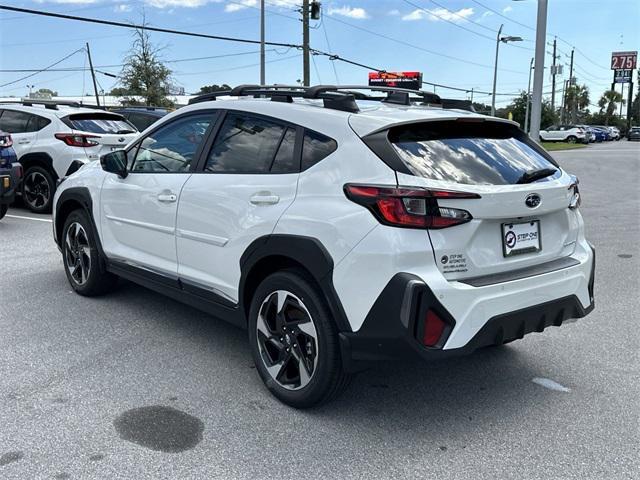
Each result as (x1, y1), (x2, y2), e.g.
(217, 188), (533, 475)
(55, 133), (100, 147)
(344, 184), (479, 229)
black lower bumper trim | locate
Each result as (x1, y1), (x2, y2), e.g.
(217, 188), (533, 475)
(340, 259), (595, 372)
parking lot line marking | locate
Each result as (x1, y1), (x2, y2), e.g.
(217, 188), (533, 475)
(5, 214), (52, 223)
(531, 377), (571, 392)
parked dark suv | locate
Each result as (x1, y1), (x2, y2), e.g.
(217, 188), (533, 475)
(112, 107), (168, 132)
(0, 131), (22, 220)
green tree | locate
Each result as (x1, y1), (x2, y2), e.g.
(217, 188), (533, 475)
(118, 19), (174, 107)
(565, 84), (590, 123)
(499, 92), (557, 130)
(33, 88), (58, 98)
(199, 84), (231, 94)
(597, 90), (623, 125)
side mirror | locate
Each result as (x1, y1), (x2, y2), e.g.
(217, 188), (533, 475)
(101, 150), (128, 178)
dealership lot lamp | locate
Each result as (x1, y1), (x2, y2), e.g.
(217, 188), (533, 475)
(492, 24), (523, 116)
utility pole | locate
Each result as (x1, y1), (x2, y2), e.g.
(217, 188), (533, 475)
(529, 0), (548, 143)
(302, 0), (310, 86)
(560, 79), (567, 123)
(626, 76), (634, 131)
(525, 57), (534, 133)
(86, 43), (100, 107)
(260, 0), (265, 85)
(551, 37), (557, 113)
(568, 48), (574, 123)
(491, 24), (504, 116)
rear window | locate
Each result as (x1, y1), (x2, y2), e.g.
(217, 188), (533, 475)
(388, 121), (560, 185)
(66, 113), (137, 134)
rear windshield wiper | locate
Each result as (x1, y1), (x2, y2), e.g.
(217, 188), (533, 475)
(516, 167), (558, 184)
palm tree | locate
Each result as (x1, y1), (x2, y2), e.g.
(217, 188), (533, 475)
(566, 84), (590, 123)
(598, 90), (623, 125)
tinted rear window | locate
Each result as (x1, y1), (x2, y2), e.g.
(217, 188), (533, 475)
(389, 121), (559, 185)
(67, 113), (136, 134)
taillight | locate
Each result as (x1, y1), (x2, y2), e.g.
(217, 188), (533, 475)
(344, 184), (479, 229)
(422, 310), (447, 347)
(568, 175), (581, 209)
(0, 134), (13, 148)
(55, 133), (100, 147)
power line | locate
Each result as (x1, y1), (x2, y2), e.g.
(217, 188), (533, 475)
(0, 4), (522, 98)
(401, 0), (533, 51)
(0, 47), (86, 88)
(324, 14), (527, 74)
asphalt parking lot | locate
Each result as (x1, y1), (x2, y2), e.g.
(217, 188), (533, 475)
(0, 140), (638, 480)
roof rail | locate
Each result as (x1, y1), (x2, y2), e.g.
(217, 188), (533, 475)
(186, 84), (475, 113)
(0, 99), (105, 110)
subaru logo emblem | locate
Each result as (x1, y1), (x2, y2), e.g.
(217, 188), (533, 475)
(525, 193), (541, 209)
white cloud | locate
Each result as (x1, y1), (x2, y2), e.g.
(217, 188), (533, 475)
(402, 7), (474, 23)
(503, 6), (513, 13)
(114, 3), (132, 12)
(34, 0), (98, 4)
(224, 0), (256, 12)
(327, 5), (369, 20)
(145, 0), (212, 7)
(388, 9), (400, 16)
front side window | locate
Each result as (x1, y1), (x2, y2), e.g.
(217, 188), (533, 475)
(389, 121), (560, 186)
(131, 114), (214, 173)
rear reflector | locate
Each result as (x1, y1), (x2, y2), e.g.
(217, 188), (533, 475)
(344, 184), (478, 229)
(422, 310), (446, 347)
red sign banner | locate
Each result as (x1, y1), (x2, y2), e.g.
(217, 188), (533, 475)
(611, 51), (637, 70)
(368, 71), (423, 90)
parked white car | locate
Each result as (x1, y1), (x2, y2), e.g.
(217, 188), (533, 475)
(0, 101), (138, 212)
(52, 85), (595, 407)
(539, 124), (588, 143)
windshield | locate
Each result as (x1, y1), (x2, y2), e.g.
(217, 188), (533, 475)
(66, 113), (137, 134)
(389, 121), (561, 186)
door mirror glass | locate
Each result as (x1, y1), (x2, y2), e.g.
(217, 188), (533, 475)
(101, 150), (128, 178)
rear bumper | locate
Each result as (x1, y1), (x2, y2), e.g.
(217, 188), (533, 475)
(339, 244), (595, 372)
(0, 163), (22, 205)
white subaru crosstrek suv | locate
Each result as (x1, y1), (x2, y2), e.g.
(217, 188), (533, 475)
(0, 100), (138, 213)
(539, 124), (588, 143)
(52, 85), (595, 408)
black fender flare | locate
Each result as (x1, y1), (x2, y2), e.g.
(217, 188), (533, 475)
(19, 152), (59, 179)
(55, 187), (107, 272)
(239, 235), (352, 332)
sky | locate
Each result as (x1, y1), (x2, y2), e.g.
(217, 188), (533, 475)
(0, 0), (638, 109)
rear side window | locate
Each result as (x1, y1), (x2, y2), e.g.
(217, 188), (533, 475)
(0, 110), (34, 133)
(66, 113), (136, 134)
(389, 121), (560, 186)
(205, 113), (286, 174)
(301, 130), (337, 171)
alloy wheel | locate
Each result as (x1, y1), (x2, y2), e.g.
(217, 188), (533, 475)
(64, 222), (91, 286)
(23, 171), (50, 209)
(256, 290), (319, 390)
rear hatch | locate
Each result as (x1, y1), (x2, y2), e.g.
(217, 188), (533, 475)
(63, 112), (139, 159)
(360, 118), (580, 282)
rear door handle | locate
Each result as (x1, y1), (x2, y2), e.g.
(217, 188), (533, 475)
(250, 192), (280, 205)
(157, 193), (177, 203)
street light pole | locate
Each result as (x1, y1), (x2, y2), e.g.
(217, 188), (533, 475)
(524, 57), (534, 133)
(529, 0), (548, 143)
(491, 24), (504, 116)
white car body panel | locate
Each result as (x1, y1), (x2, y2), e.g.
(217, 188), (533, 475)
(53, 95), (594, 357)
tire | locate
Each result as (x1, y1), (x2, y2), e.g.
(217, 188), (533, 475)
(0, 204), (7, 220)
(62, 210), (118, 296)
(566, 136), (577, 144)
(22, 166), (55, 213)
(248, 270), (352, 408)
